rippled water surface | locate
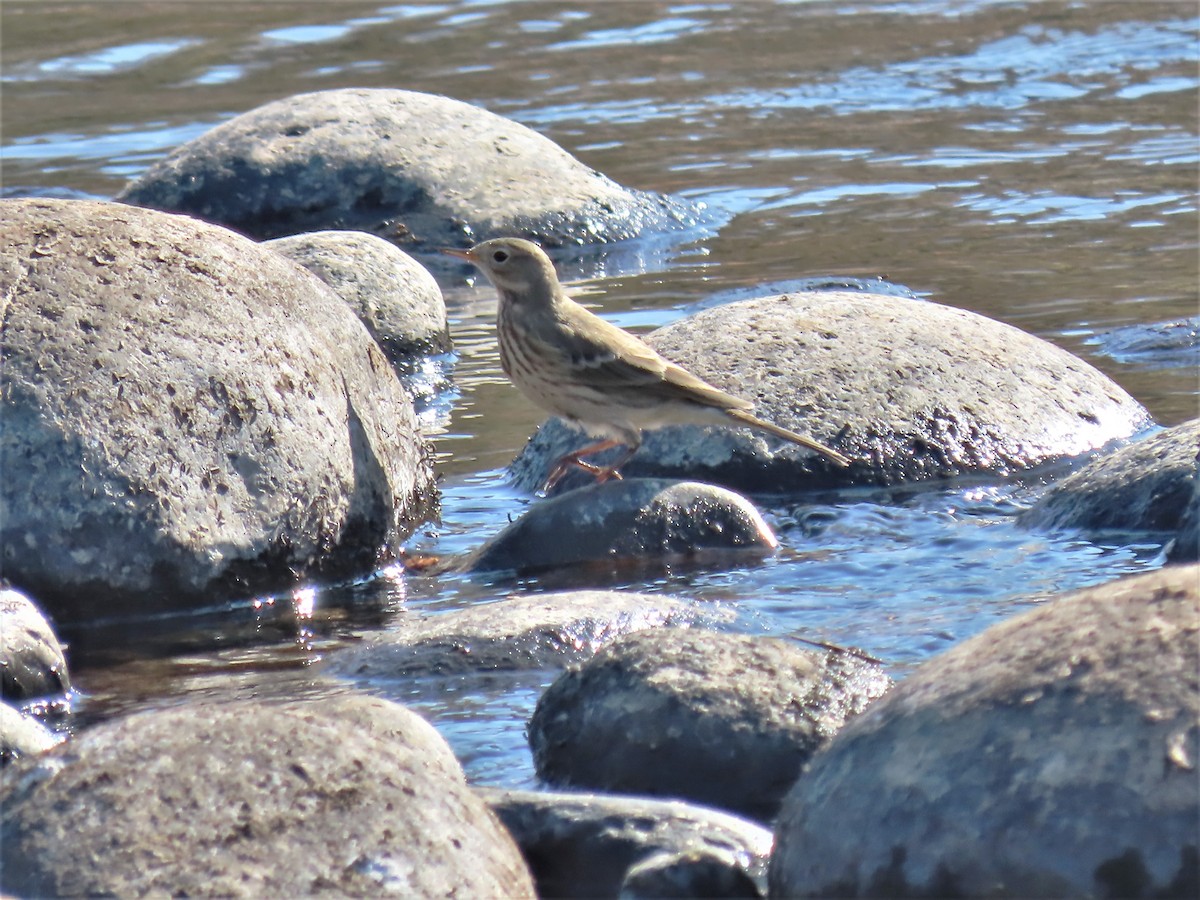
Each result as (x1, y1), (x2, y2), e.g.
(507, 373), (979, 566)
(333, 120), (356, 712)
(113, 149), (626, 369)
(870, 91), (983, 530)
(4, 0), (1197, 786)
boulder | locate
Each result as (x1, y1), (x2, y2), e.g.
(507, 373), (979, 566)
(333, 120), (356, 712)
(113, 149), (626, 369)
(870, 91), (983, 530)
(479, 787), (772, 899)
(528, 629), (889, 820)
(511, 291), (1153, 492)
(0, 198), (436, 628)
(0, 703), (58, 766)
(459, 479), (776, 575)
(0, 588), (68, 701)
(1021, 419), (1199, 561)
(117, 88), (703, 252)
(769, 564), (1200, 898)
(0, 694), (534, 897)
(323, 590), (712, 679)
(264, 230), (450, 365)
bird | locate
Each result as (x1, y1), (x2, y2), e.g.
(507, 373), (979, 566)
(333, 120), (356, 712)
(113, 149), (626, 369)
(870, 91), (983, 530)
(442, 237), (851, 491)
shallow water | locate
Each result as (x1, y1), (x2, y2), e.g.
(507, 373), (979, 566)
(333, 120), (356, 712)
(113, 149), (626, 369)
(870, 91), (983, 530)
(3, 0), (1197, 787)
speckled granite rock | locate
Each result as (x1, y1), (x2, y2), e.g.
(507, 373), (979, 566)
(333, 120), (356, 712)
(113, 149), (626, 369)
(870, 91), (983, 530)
(1021, 419), (1199, 561)
(117, 88), (703, 252)
(769, 564), (1199, 898)
(458, 479), (776, 575)
(265, 230), (450, 365)
(0, 198), (435, 627)
(1, 694), (534, 897)
(529, 629), (890, 820)
(512, 291), (1153, 493)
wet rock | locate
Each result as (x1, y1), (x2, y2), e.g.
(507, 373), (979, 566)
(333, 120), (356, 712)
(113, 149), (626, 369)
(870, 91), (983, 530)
(264, 230), (450, 366)
(511, 291), (1152, 493)
(620, 849), (763, 899)
(324, 590), (713, 679)
(459, 479), (776, 575)
(0, 694), (534, 898)
(479, 787), (772, 899)
(117, 88), (703, 253)
(1090, 317), (1199, 370)
(0, 198), (435, 628)
(528, 629), (890, 820)
(1021, 419), (1199, 561)
(770, 564), (1200, 899)
(0, 588), (68, 701)
(0, 703), (58, 766)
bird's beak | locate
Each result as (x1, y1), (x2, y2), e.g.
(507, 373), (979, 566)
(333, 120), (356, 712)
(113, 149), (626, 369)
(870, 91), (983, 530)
(440, 247), (476, 262)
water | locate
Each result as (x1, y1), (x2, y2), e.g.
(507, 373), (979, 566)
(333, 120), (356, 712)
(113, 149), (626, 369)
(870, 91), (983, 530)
(3, 0), (1196, 788)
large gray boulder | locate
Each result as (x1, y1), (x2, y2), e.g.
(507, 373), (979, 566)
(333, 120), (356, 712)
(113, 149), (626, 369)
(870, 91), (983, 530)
(0, 198), (436, 626)
(264, 230), (450, 365)
(512, 291), (1153, 492)
(459, 479), (777, 575)
(529, 629), (890, 820)
(1021, 419), (1198, 561)
(769, 564), (1200, 898)
(479, 787), (773, 899)
(117, 88), (702, 251)
(0, 694), (535, 898)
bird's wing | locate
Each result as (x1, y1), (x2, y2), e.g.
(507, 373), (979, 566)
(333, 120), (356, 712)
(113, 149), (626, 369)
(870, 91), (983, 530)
(557, 302), (751, 410)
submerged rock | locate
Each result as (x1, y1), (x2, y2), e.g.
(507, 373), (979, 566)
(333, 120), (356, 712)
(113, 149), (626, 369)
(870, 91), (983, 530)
(528, 629), (889, 820)
(459, 479), (777, 575)
(0, 198), (435, 627)
(322, 590), (711, 679)
(117, 88), (703, 253)
(0, 588), (68, 702)
(479, 787), (772, 899)
(1021, 419), (1199, 561)
(265, 230), (450, 366)
(511, 291), (1152, 493)
(0, 694), (534, 897)
(769, 564), (1200, 898)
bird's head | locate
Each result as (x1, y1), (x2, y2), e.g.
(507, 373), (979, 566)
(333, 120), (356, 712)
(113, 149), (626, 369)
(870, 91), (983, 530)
(441, 237), (559, 304)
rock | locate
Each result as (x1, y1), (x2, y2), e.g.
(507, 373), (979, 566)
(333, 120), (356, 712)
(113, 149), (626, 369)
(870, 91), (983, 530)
(511, 291), (1153, 493)
(323, 590), (713, 679)
(0, 703), (58, 766)
(1090, 317), (1199, 370)
(264, 230), (450, 366)
(769, 564), (1200, 899)
(620, 850), (763, 899)
(0, 694), (534, 898)
(0, 588), (68, 701)
(479, 787), (772, 899)
(0, 198), (435, 628)
(117, 88), (703, 253)
(528, 629), (890, 820)
(459, 479), (776, 575)
(1021, 420), (1199, 561)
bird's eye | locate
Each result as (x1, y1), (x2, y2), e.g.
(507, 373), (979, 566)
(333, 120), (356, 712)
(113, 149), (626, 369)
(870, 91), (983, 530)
(492, 250), (509, 263)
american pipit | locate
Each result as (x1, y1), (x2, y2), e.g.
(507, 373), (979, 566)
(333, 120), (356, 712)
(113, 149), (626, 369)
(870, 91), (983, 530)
(443, 238), (850, 491)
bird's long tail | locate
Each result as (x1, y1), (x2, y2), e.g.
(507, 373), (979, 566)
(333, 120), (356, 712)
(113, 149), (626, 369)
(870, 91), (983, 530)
(726, 408), (851, 467)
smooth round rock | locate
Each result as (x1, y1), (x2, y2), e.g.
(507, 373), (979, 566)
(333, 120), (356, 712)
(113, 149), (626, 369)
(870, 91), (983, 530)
(264, 230), (450, 363)
(459, 479), (776, 575)
(528, 629), (890, 820)
(511, 291), (1153, 492)
(1021, 419), (1199, 561)
(0, 588), (68, 701)
(117, 88), (702, 250)
(769, 564), (1200, 899)
(324, 590), (713, 679)
(0, 703), (58, 766)
(0, 694), (534, 898)
(479, 787), (772, 899)
(620, 850), (763, 899)
(0, 199), (435, 626)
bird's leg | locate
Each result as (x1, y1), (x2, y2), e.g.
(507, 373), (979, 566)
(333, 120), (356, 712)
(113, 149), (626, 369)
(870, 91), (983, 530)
(543, 438), (628, 492)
